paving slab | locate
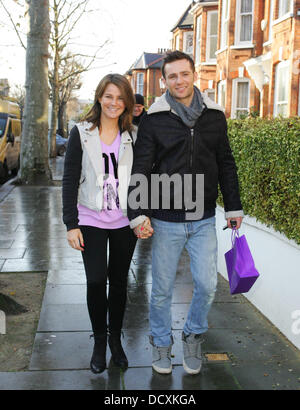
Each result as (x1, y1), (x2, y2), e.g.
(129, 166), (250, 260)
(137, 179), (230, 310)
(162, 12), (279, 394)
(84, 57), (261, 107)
(0, 248), (26, 259)
(202, 328), (300, 363)
(1, 258), (49, 272)
(37, 304), (91, 332)
(47, 269), (85, 285)
(42, 283), (86, 305)
(0, 256), (84, 272)
(0, 239), (13, 248)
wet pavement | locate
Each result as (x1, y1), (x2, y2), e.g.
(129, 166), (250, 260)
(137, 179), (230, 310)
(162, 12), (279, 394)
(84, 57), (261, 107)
(0, 156), (300, 390)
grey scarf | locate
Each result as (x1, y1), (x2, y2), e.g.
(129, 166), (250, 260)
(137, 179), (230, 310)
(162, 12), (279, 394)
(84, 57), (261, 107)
(165, 86), (204, 128)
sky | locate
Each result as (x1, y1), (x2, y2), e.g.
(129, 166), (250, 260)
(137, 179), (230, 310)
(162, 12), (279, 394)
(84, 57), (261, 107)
(0, 0), (192, 100)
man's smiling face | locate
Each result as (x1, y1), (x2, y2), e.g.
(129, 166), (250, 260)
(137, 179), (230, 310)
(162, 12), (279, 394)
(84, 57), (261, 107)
(162, 59), (197, 106)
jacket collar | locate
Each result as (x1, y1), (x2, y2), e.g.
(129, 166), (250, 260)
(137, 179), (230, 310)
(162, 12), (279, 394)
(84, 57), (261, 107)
(81, 122), (132, 143)
(147, 92), (225, 116)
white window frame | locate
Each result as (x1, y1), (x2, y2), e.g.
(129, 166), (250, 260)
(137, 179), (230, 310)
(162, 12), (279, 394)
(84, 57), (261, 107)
(136, 73), (144, 95)
(218, 80), (226, 109)
(183, 31), (194, 55)
(268, 0), (274, 42)
(235, 0), (254, 46)
(206, 11), (218, 63)
(278, 0), (293, 19)
(175, 34), (180, 50)
(195, 15), (202, 65)
(231, 78), (250, 118)
(273, 60), (290, 117)
(220, 0), (230, 49)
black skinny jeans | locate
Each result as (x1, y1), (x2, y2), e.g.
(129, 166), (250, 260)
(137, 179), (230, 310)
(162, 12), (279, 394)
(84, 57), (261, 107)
(80, 225), (137, 336)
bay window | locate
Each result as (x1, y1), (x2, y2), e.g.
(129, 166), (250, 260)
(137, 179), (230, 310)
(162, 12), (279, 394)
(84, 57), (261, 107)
(274, 61), (290, 117)
(206, 11), (218, 62)
(235, 0), (253, 45)
(136, 73), (144, 95)
(218, 80), (226, 109)
(278, 0), (293, 18)
(195, 15), (202, 65)
(220, 0), (230, 49)
(232, 78), (250, 118)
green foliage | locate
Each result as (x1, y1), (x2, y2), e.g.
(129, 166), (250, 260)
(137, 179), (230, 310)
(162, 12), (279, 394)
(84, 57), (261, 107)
(218, 116), (300, 245)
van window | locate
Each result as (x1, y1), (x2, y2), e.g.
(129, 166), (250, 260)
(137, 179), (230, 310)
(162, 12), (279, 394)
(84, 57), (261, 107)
(0, 118), (7, 138)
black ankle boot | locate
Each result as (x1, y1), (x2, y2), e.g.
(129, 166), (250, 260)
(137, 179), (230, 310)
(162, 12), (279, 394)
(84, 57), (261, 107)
(90, 334), (107, 374)
(108, 331), (128, 369)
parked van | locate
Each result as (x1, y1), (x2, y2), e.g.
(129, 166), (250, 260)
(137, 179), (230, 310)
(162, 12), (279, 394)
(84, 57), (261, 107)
(0, 98), (21, 182)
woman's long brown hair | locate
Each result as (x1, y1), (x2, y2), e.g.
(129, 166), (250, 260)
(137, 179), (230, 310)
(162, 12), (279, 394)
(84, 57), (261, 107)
(83, 73), (135, 133)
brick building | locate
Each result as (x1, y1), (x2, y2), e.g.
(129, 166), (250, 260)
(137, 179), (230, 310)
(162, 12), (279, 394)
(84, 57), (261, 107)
(125, 52), (167, 107)
(172, 0), (300, 118)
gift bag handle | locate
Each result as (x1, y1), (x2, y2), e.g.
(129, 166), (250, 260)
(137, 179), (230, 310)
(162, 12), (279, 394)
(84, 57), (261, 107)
(231, 222), (239, 248)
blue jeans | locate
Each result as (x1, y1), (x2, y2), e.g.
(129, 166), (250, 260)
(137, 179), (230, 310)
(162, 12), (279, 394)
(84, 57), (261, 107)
(150, 216), (218, 347)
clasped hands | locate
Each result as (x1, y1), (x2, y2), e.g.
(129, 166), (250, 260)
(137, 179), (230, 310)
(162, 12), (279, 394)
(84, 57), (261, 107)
(133, 217), (153, 239)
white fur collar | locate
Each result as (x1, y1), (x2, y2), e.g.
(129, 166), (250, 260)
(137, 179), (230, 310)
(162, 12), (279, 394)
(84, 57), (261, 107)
(147, 92), (224, 115)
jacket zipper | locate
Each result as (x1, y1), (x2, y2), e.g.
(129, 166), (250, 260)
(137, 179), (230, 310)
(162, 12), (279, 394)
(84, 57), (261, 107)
(190, 128), (194, 170)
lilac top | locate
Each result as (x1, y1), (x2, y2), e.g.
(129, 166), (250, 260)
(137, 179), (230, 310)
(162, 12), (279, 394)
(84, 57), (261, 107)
(78, 131), (129, 229)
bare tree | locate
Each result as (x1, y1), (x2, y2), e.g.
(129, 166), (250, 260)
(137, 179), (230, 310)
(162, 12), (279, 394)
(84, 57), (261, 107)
(11, 84), (26, 119)
(48, 0), (110, 157)
(56, 53), (83, 138)
(19, 0), (51, 183)
(0, 0), (111, 158)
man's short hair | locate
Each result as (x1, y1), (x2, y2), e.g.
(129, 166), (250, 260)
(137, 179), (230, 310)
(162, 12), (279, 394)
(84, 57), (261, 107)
(161, 50), (195, 79)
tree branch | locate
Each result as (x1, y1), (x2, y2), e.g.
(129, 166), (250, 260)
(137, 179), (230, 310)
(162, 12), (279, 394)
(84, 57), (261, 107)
(0, 0), (26, 50)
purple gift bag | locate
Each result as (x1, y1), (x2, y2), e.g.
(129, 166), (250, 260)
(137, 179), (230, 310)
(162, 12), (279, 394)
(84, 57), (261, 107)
(225, 230), (260, 295)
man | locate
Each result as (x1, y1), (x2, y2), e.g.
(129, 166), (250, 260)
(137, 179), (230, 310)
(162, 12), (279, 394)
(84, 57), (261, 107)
(132, 94), (146, 126)
(128, 51), (243, 375)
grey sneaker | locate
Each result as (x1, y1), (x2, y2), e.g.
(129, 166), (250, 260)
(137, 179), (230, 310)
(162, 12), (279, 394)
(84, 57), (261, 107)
(182, 332), (203, 375)
(149, 336), (173, 374)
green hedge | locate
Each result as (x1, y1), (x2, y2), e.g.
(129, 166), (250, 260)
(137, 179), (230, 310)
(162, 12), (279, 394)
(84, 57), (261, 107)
(218, 116), (300, 245)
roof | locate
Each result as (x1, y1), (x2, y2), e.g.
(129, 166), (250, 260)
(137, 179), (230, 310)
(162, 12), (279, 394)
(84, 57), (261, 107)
(171, 0), (219, 31)
(171, 1), (195, 32)
(126, 52), (165, 74)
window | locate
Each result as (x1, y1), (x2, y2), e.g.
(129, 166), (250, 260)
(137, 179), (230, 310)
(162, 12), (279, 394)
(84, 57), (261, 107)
(218, 80), (226, 109)
(278, 0), (293, 18)
(269, 0), (274, 42)
(235, 0), (253, 45)
(175, 35), (180, 50)
(220, 0), (230, 49)
(232, 78), (250, 118)
(183, 31), (193, 56)
(274, 61), (290, 117)
(195, 15), (202, 65)
(0, 118), (7, 138)
(136, 73), (144, 95)
(206, 11), (218, 62)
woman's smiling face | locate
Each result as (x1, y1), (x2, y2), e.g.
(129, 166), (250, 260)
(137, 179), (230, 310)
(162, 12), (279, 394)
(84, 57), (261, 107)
(98, 83), (126, 120)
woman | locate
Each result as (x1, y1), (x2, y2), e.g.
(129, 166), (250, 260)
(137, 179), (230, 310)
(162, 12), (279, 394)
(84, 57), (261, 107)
(62, 74), (149, 374)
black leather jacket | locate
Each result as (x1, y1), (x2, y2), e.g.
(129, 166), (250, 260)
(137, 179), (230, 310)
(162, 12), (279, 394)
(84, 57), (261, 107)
(127, 94), (243, 225)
